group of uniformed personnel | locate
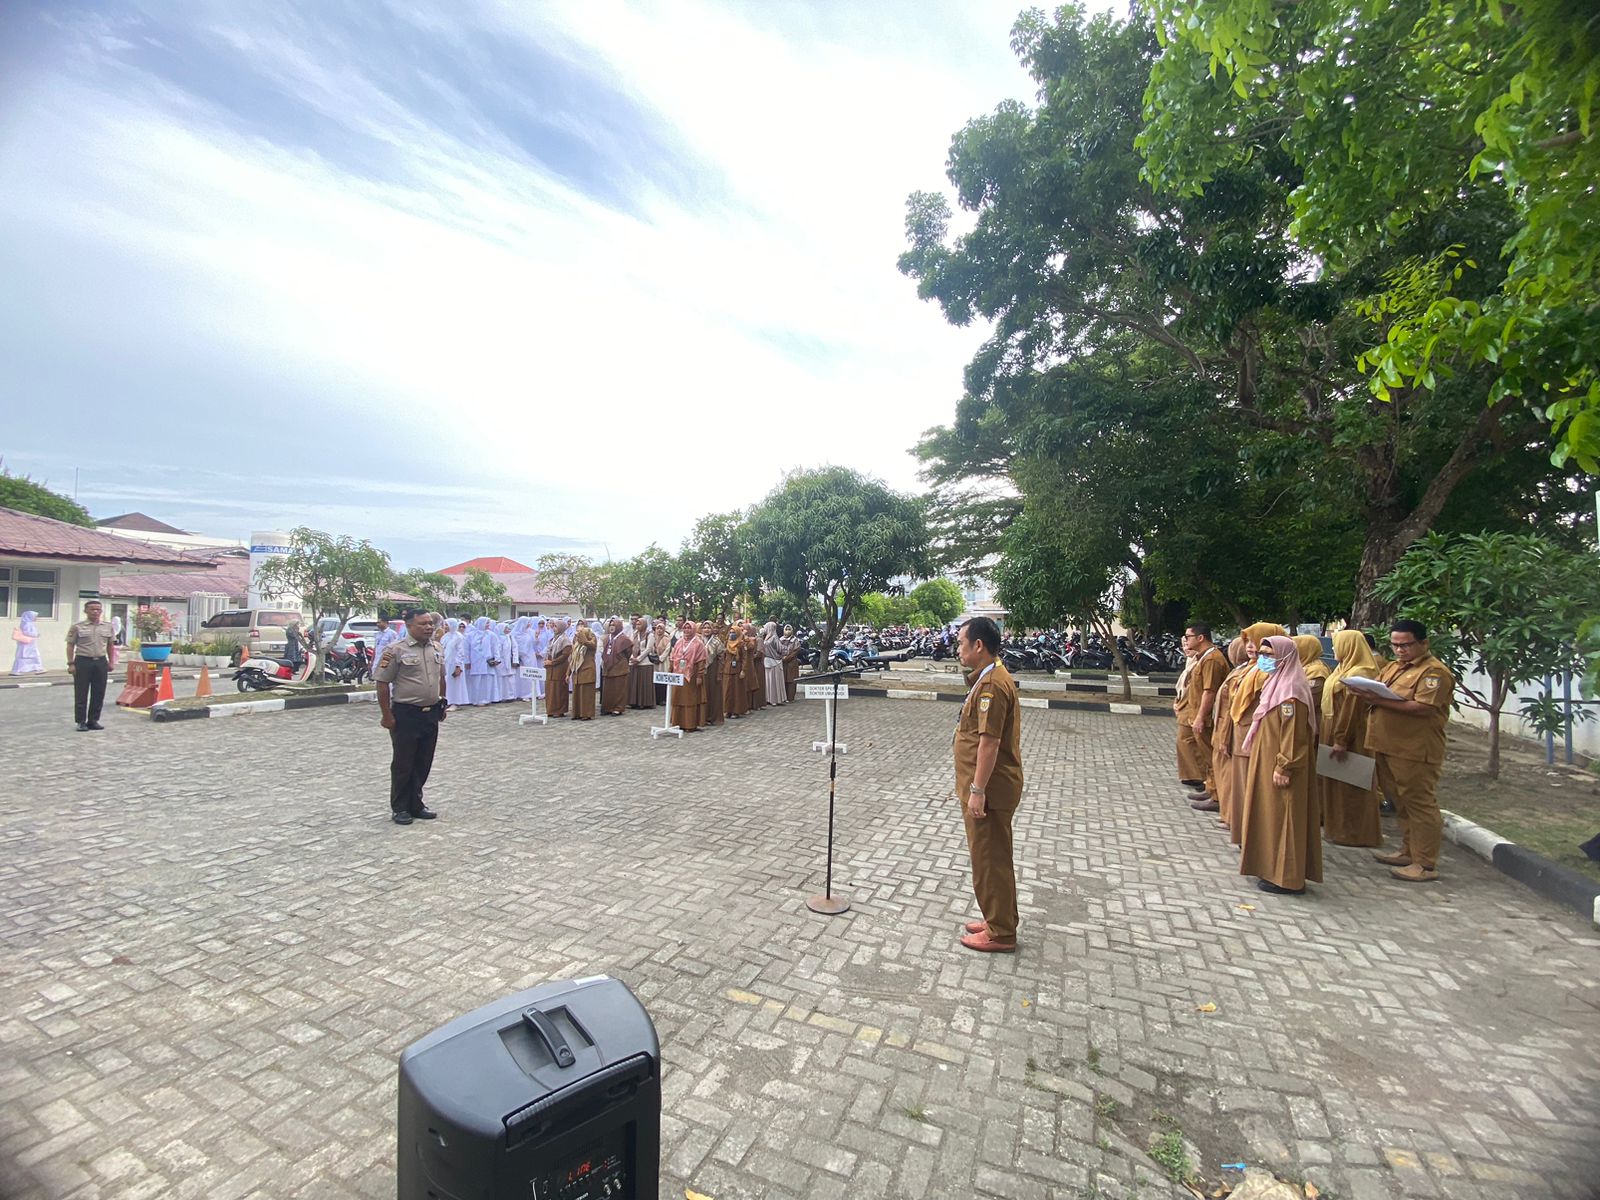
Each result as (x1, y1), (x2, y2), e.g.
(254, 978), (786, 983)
(1176, 618), (1455, 894)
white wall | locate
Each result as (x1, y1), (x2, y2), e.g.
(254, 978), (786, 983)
(8, 563), (102, 672)
(1448, 664), (1598, 760)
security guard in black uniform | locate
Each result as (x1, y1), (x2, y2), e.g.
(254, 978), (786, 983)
(374, 608), (447, 825)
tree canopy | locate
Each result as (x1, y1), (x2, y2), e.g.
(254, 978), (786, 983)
(254, 527), (392, 673)
(744, 467), (930, 653)
(0, 472), (93, 527)
(902, 4), (1589, 626)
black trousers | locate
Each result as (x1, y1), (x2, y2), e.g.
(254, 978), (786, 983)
(73, 656), (109, 725)
(389, 701), (443, 814)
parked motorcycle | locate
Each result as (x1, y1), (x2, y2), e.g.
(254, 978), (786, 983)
(235, 659), (298, 692)
(324, 640), (371, 684)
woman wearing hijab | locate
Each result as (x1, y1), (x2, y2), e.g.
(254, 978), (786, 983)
(569, 622), (598, 720)
(1293, 635), (1331, 712)
(1322, 629), (1383, 847)
(760, 621), (787, 706)
(544, 620), (573, 717)
(10, 611), (44, 675)
(650, 620), (673, 705)
(745, 622), (766, 713)
(669, 620), (708, 732)
(702, 619), (726, 726)
(1225, 622), (1288, 845)
(510, 617), (535, 701)
(461, 617), (492, 705)
(724, 622), (747, 719)
(490, 622), (513, 702)
(1237, 635), (1323, 895)
(779, 625), (801, 702)
(1208, 638), (1250, 833)
(443, 619), (471, 708)
(628, 616), (656, 709)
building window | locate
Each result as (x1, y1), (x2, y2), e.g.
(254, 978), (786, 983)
(15, 567), (57, 619)
(0, 566), (10, 617)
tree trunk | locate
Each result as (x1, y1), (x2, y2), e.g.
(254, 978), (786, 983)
(1096, 613), (1133, 701)
(1486, 674), (1505, 779)
(1349, 524), (1405, 627)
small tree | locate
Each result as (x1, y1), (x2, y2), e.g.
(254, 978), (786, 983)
(454, 567), (510, 618)
(672, 512), (750, 618)
(534, 554), (602, 617)
(253, 527), (392, 678)
(392, 569), (459, 616)
(1374, 532), (1600, 777)
(911, 578), (965, 625)
(744, 467), (929, 657)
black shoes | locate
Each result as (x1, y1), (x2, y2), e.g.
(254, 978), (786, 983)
(413, 808), (438, 820)
(392, 811), (413, 825)
(1256, 879), (1305, 895)
(86, 722), (105, 731)
(75, 722), (88, 731)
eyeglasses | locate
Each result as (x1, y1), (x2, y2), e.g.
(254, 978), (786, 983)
(1389, 640), (1418, 649)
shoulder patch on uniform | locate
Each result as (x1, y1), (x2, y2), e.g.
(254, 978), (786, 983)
(979, 696), (992, 712)
(1422, 676), (1439, 688)
(1281, 702), (1294, 716)
(379, 650), (396, 667)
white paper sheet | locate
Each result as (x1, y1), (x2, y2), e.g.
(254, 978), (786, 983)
(1316, 744), (1376, 789)
(1341, 675), (1401, 701)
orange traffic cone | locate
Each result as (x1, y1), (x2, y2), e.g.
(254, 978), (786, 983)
(239, 645), (250, 664)
(195, 665), (213, 699)
(155, 666), (175, 704)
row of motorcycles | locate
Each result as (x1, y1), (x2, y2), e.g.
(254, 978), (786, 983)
(234, 641), (373, 692)
(806, 627), (1186, 676)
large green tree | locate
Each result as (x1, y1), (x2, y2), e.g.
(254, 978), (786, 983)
(0, 472), (92, 527)
(672, 512), (750, 619)
(744, 468), (929, 655)
(902, 5), (1577, 624)
(1141, 0), (1600, 472)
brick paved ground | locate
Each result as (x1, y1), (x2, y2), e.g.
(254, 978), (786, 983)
(2, 687), (1597, 1200)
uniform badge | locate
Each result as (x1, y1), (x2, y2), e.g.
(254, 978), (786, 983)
(1281, 702), (1294, 717)
(980, 695), (992, 713)
(1423, 677), (1438, 689)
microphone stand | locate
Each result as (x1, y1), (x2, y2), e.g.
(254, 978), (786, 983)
(797, 666), (861, 916)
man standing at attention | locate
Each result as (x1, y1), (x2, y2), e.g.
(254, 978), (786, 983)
(1364, 618), (1455, 882)
(66, 599), (116, 731)
(1177, 623), (1228, 812)
(374, 608), (446, 826)
(952, 616), (1025, 953)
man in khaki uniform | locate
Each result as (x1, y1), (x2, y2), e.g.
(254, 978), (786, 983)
(374, 608), (446, 826)
(66, 599), (117, 731)
(1364, 619), (1455, 881)
(1176, 623), (1228, 810)
(952, 616), (1025, 952)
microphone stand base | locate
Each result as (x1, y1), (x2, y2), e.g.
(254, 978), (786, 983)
(806, 894), (851, 916)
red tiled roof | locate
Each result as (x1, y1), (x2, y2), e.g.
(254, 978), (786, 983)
(456, 571), (573, 606)
(0, 507), (208, 567)
(439, 556), (534, 574)
(96, 511), (190, 535)
(98, 556), (251, 600)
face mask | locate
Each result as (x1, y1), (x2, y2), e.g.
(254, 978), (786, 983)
(1257, 655), (1277, 674)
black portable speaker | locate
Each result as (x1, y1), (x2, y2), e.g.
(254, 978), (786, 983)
(397, 976), (660, 1199)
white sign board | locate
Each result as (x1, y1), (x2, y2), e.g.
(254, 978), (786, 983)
(803, 684), (849, 700)
(654, 671), (685, 687)
(520, 666), (546, 680)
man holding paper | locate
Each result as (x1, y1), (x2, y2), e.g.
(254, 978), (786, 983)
(1359, 619), (1456, 882)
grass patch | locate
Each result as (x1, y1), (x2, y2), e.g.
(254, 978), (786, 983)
(1148, 1129), (1192, 1184)
(1095, 1095), (1120, 1118)
(901, 1106), (927, 1123)
(1086, 1046), (1104, 1076)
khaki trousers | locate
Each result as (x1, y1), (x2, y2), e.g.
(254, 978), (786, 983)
(960, 795), (1019, 942)
(1375, 752), (1444, 869)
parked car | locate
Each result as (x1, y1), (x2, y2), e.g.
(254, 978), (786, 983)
(192, 608), (301, 659)
(315, 616), (383, 649)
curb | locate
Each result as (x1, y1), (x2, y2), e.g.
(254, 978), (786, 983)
(149, 689), (377, 722)
(848, 686), (1171, 717)
(2, 671), (209, 691)
(1442, 810), (1600, 928)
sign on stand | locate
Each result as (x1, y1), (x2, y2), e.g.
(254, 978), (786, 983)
(651, 671), (685, 739)
(518, 665), (548, 727)
(805, 683), (849, 754)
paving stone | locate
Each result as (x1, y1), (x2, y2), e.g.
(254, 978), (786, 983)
(0, 689), (1596, 1198)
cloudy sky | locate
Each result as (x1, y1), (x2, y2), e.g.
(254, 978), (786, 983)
(0, 1), (1063, 570)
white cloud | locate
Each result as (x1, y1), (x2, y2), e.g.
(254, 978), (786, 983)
(0, 0), (1056, 559)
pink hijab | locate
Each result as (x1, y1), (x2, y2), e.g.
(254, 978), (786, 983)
(1242, 635), (1318, 753)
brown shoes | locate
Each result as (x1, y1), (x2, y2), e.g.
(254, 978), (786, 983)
(1372, 850), (1412, 866)
(1390, 864), (1439, 883)
(1191, 798), (1220, 812)
(960, 930), (1017, 953)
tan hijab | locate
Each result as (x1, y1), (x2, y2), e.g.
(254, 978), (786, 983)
(1230, 622), (1289, 723)
(1294, 634), (1329, 681)
(1323, 629), (1380, 718)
